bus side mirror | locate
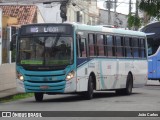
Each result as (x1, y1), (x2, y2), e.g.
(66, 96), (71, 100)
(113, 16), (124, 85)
(10, 33), (17, 51)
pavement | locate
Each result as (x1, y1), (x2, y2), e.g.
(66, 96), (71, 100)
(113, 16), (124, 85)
(146, 80), (160, 86)
(0, 80), (159, 99)
(0, 88), (17, 98)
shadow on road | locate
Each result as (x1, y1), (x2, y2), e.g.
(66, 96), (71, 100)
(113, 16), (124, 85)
(144, 85), (160, 90)
(30, 92), (140, 103)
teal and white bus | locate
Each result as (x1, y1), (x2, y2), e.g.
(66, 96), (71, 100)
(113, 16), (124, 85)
(12, 23), (148, 101)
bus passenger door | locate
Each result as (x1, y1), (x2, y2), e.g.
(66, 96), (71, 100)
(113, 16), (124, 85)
(148, 39), (160, 79)
(148, 56), (157, 79)
(156, 52), (160, 79)
(76, 34), (88, 91)
(148, 56), (154, 79)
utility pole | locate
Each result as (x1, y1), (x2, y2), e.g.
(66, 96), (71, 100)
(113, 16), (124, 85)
(129, 0), (132, 15)
(114, 0), (117, 26)
(128, 0), (132, 29)
(134, 0), (139, 30)
(107, 0), (111, 25)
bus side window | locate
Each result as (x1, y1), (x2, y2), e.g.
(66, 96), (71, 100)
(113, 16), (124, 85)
(132, 38), (139, 58)
(115, 36), (123, 57)
(96, 34), (105, 56)
(88, 34), (96, 56)
(124, 37), (132, 58)
(140, 38), (146, 58)
(79, 38), (87, 57)
(106, 35), (114, 57)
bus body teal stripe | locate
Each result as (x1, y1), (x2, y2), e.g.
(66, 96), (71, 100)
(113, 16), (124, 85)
(100, 61), (105, 89)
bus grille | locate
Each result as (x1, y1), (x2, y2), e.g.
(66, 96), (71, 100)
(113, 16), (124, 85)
(24, 74), (66, 92)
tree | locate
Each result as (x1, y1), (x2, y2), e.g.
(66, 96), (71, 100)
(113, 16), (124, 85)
(127, 0), (141, 30)
(139, 0), (160, 18)
(128, 14), (141, 30)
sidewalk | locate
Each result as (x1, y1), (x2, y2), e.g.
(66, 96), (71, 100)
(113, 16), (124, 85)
(146, 80), (160, 86)
(0, 88), (17, 98)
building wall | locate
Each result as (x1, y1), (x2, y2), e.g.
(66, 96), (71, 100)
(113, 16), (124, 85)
(99, 9), (128, 28)
(67, 0), (99, 25)
(37, 3), (62, 23)
(0, 63), (16, 98)
(67, 0), (88, 24)
(0, 8), (18, 98)
(88, 0), (99, 25)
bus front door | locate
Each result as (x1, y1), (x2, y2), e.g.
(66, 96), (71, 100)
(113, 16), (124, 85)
(148, 56), (158, 79)
(156, 54), (160, 79)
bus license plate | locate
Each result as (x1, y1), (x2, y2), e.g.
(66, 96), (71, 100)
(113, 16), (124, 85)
(40, 85), (49, 90)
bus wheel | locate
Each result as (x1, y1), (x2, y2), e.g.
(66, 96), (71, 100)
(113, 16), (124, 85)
(124, 73), (133, 95)
(84, 76), (94, 100)
(116, 73), (133, 95)
(34, 93), (43, 102)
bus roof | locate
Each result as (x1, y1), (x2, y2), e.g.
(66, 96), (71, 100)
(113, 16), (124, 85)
(140, 22), (160, 39)
(20, 22), (146, 37)
(72, 23), (146, 37)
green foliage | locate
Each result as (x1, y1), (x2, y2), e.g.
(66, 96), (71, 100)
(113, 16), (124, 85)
(127, 14), (141, 28)
(139, 0), (160, 18)
(0, 93), (34, 103)
(128, 14), (134, 28)
(134, 16), (141, 27)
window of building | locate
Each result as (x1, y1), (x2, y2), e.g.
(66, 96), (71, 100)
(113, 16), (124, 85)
(0, 26), (17, 64)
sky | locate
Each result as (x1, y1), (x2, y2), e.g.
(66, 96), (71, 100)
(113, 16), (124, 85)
(97, 0), (136, 15)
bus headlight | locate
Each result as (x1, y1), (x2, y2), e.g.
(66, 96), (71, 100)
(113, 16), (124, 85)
(16, 72), (24, 81)
(66, 71), (75, 81)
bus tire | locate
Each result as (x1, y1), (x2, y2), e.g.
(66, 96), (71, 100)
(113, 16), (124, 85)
(116, 73), (133, 95)
(124, 73), (133, 95)
(84, 76), (94, 100)
(34, 93), (43, 102)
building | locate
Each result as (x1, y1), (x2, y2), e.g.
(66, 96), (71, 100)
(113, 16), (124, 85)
(99, 9), (128, 28)
(67, 0), (99, 25)
(0, 5), (45, 98)
(0, 5), (45, 25)
(37, 3), (62, 23)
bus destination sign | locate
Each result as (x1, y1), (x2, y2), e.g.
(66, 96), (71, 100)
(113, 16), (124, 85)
(28, 26), (65, 33)
(21, 25), (72, 35)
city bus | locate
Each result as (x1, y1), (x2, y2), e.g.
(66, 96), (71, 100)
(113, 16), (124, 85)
(11, 23), (148, 101)
(141, 22), (160, 82)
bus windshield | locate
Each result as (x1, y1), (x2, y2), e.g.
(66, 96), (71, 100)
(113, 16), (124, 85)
(147, 38), (160, 56)
(18, 36), (73, 67)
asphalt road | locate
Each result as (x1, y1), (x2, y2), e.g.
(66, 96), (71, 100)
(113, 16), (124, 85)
(0, 80), (160, 120)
